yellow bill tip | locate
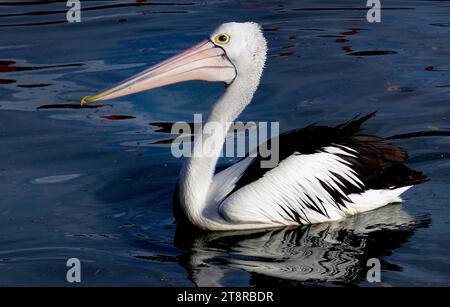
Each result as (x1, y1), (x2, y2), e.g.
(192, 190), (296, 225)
(80, 95), (98, 106)
(80, 87), (119, 106)
(80, 96), (88, 106)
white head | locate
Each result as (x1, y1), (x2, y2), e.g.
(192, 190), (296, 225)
(81, 22), (268, 104)
(209, 22), (267, 77)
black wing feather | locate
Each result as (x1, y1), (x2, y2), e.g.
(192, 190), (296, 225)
(224, 113), (426, 202)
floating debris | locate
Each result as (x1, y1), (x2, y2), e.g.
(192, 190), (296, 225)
(101, 115), (136, 120)
(37, 103), (105, 109)
(347, 50), (397, 56)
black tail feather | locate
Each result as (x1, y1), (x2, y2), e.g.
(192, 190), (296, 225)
(335, 111), (377, 133)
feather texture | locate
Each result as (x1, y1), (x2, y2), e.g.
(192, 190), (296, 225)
(205, 114), (427, 227)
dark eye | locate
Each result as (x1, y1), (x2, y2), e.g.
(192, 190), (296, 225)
(214, 33), (230, 44)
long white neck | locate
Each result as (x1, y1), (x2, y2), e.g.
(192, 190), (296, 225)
(178, 71), (262, 228)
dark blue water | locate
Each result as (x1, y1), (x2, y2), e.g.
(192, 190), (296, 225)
(0, 0), (449, 286)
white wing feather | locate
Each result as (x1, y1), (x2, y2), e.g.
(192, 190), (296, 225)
(218, 147), (409, 226)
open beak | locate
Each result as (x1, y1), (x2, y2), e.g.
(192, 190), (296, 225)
(81, 40), (236, 104)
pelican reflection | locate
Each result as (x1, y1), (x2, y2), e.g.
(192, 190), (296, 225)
(174, 204), (430, 286)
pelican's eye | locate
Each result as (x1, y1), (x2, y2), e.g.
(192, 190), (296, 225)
(214, 33), (230, 45)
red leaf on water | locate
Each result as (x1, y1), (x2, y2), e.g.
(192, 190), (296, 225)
(341, 29), (360, 36)
(101, 115), (136, 121)
(272, 51), (294, 57)
(0, 61), (18, 72)
(0, 78), (15, 84)
(341, 46), (353, 53)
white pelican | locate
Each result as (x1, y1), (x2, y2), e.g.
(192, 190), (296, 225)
(81, 22), (426, 231)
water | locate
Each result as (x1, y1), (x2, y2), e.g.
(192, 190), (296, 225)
(0, 0), (449, 286)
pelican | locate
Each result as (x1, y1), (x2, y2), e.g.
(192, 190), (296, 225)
(81, 22), (426, 231)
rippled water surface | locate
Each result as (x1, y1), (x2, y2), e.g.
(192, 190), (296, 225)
(0, 0), (449, 286)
